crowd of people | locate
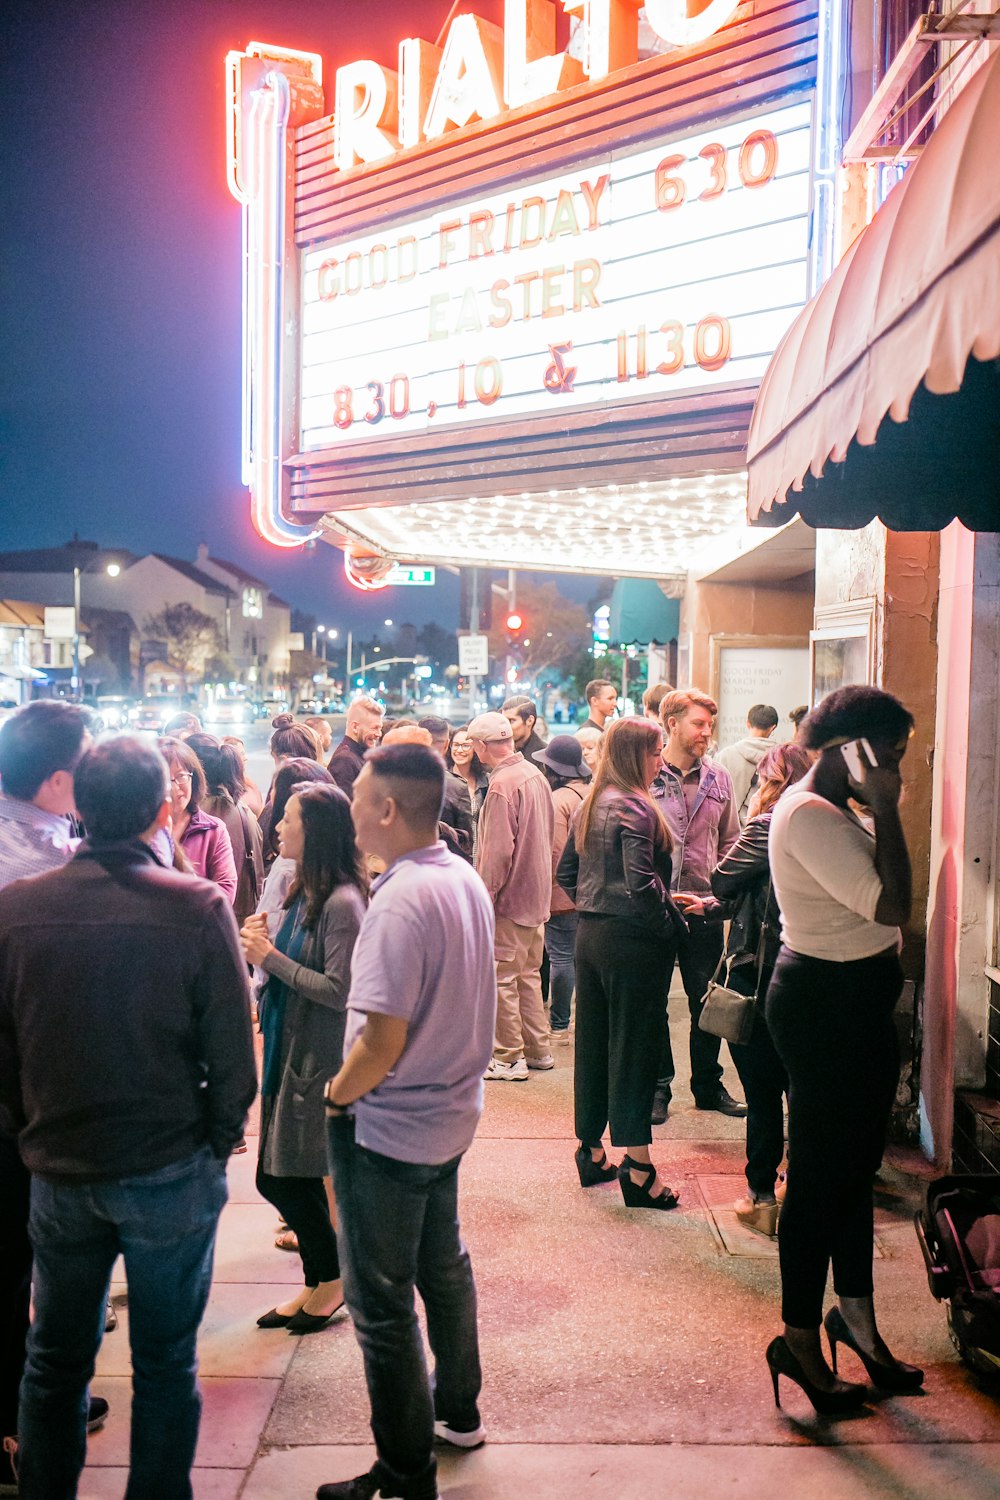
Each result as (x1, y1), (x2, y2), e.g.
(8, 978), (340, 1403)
(0, 672), (924, 1498)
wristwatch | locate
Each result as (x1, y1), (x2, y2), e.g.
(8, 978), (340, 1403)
(324, 1080), (348, 1115)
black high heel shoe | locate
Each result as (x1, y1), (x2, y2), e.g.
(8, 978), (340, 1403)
(575, 1145), (618, 1187)
(286, 1299), (345, 1335)
(766, 1336), (868, 1415)
(824, 1306), (924, 1391)
(617, 1155), (679, 1210)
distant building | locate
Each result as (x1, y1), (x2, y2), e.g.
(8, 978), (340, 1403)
(0, 540), (293, 694)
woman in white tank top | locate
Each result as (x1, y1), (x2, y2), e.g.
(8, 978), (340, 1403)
(763, 686), (924, 1415)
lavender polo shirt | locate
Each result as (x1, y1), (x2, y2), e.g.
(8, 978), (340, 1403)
(343, 841), (497, 1165)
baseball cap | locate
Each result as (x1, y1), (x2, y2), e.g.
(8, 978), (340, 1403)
(467, 712), (513, 743)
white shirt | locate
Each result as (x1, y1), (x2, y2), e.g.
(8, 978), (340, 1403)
(768, 784), (900, 961)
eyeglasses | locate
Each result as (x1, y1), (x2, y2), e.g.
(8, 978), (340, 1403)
(170, 772), (192, 787)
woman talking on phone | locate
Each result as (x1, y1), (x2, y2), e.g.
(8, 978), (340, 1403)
(764, 686), (923, 1413)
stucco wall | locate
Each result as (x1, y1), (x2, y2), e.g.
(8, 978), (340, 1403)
(680, 576), (814, 694)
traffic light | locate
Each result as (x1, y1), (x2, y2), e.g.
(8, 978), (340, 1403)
(506, 611), (523, 647)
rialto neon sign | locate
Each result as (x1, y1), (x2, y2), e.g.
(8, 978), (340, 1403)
(332, 0), (740, 170)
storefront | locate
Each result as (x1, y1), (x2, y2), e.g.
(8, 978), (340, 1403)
(747, 24), (1000, 1168)
(226, 0), (842, 732)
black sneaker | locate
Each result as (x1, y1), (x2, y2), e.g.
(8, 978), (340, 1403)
(316, 1468), (439, 1500)
(87, 1396), (109, 1434)
(695, 1087), (747, 1118)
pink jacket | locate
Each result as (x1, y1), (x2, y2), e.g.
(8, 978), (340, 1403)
(475, 754), (554, 927)
(179, 807), (238, 903)
(549, 780), (588, 915)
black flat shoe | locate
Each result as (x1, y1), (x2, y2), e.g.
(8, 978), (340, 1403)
(650, 1087), (671, 1125)
(257, 1307), (295, 1328)
(287, 1300), (345, 1335)
(617, 1155), (679, 1210)
(824, 1306), (924, 1391)
(695, 1087), (747, 1118)
(575, 1145), (618, 1186)
(766, 1335), (868, 1415)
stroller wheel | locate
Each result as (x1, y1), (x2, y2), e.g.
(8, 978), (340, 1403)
(948, 1306), (1000, 1385)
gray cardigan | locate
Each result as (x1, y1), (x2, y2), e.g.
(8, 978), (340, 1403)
(259, 882), (366, 1176)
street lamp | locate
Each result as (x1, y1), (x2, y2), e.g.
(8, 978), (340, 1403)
(72, 557), (122, 698)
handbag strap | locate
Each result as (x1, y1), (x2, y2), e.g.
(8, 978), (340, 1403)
(238, 804), (259, 905)
(749, 874), (774, 1003)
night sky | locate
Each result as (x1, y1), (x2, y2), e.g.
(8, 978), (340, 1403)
(2, 0), (598, 632)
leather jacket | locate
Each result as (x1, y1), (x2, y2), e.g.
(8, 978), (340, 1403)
(556, 788), (686, 944)
(710, 812), (781, 984)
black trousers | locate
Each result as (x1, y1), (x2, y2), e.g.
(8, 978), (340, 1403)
(766, 945), (903, 1328)
(574, 915), (675, 1148)
(256, 1163), (340, 1287)
(0, 1132), (32, 1441)
(730, 982), (788, 1199)
(656, 922), (725, 1102)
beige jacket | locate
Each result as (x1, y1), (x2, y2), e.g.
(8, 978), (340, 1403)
(475, 754), (554, 927)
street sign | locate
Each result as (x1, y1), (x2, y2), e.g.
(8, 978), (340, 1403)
(287, 632), (305, 650)
(386, 564), (436, 586)
(458, 633), (489, 675)
(44, 606), (76, 640)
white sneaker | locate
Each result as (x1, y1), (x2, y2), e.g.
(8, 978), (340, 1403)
(526, 1053), (554, 1070)
(434, 1417), (487, 1449)
(484, 1057), (528, 1081)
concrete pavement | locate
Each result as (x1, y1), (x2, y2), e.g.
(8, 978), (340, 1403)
(82, 1013), (1000, 1499)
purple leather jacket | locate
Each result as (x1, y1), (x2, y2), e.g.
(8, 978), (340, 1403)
(179, 807), (238, 903)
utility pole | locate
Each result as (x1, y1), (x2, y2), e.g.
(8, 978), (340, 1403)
(468, 566), (479, 715)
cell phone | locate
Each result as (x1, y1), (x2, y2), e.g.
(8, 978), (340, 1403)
(841, 737), (878, 780)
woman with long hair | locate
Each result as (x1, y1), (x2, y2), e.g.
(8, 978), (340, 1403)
(449, 725), (488, 853)
(187, 733), (265, 927)
(259, 716), (323, 854)
(710, 743), (811, 1236)
(159, 736), (237, 900)
(240, 783), (367, 1334)
(763, 686), (922, 1413)
(557, 718), (686, 1209)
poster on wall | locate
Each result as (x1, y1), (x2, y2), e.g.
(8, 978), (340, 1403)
(716, 647), (810, 749)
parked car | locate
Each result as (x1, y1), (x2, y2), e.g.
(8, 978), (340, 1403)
(96, 695), (135, 731)
(256, 697), (290, 720)
(130, 695), (189, 734)
(204, 697), (256, 730)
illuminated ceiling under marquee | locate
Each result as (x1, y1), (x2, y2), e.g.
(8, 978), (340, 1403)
(319, 470), (749, 581)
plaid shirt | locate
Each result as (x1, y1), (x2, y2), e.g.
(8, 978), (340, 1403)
(0, 793), (77, 892)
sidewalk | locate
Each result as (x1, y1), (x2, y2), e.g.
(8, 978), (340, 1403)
(82, 1016), (1000, 1499)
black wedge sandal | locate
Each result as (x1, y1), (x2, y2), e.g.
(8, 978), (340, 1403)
(617, 1155), (679, 1210)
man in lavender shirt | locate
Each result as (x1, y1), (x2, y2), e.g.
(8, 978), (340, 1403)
(319, 744), (496, 1500)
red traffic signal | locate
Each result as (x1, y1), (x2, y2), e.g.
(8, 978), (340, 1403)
(506, 612), (523, 633)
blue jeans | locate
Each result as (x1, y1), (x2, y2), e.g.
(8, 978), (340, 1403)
(544, 911), (578, 1031)
(19, 1146), (228, 1500)
(327, 1117), (482, 1500)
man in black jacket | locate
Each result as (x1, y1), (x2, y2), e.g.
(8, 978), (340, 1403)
(0, 736), (256, 1500)
(328, 697), (384, 798)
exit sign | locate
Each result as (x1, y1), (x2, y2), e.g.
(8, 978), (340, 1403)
(386, 564), (436, 586)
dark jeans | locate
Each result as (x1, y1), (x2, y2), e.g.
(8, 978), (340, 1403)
(574, 914), (675, 1148)
(656, 921), (725, 1102)
(327, 1117), (481, 1500)
(255, 1164), (339, 1286)
(19, 1145), (227, 1500)
(766, 946), (903, 1328)
(730, 983), (788, 1198)
(545, 911), (579, 1031)
(0, 1133), (32, 1442)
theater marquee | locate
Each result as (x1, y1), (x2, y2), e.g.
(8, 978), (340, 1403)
(225, 0), (825, 565)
